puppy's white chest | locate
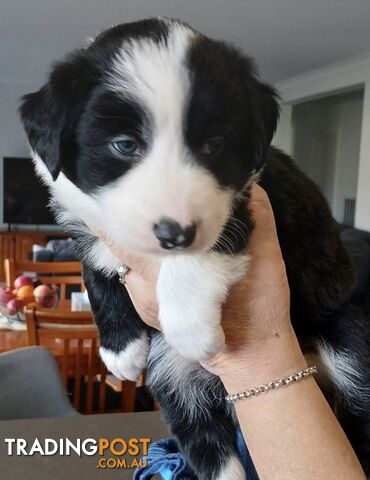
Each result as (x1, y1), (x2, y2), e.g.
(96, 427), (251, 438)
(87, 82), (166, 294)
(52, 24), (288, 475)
(157, 252), (248, 361)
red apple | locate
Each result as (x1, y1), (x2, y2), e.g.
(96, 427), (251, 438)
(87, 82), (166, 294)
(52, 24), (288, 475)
(34, 285), (57, 307)
(6, 298), (24, 316)
(0, 287), (16, 307)
(14, 275), (33, 290)
(43, 290), (58, 308)
(33, 284), (51, 299)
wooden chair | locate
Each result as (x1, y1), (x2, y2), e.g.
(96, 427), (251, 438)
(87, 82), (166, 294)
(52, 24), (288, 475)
(4, 258), (83, 307)
(24, 306), (137, 414)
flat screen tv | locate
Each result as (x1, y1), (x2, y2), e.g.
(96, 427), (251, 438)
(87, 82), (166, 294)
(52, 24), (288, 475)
(3, 157), (55, 225)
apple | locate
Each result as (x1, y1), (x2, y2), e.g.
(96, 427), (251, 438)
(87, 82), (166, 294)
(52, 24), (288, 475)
(0, 287), (16, 307)
(33, 284), (51, 299)
(6, 298), (24, 316)
(34, 285), (57, 307)
(43, 291), (58, 308)
(14, 275), (33, 290)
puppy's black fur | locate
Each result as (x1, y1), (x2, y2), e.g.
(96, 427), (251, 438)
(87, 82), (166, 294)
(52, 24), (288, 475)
(19, 18), (370, 478)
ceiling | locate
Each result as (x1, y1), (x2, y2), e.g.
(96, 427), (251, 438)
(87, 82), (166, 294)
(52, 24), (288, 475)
(1, 0), (370, 87)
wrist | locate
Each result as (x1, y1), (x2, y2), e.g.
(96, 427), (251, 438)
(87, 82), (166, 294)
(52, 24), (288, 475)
(214, 328), (307, 394)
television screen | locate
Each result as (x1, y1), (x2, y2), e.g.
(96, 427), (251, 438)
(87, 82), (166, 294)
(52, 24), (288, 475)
(3, 157), (56, 225)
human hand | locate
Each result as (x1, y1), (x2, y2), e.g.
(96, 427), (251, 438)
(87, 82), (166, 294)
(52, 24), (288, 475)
(206, 185), (305, 389)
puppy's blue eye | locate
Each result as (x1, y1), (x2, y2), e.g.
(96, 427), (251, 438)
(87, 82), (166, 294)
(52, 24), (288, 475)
(112, 137), (139, 156)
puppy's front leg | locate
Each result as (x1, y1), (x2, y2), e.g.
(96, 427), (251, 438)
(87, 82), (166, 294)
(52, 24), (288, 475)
(157, 253), (248, 361)
(83, 262), (151, 381)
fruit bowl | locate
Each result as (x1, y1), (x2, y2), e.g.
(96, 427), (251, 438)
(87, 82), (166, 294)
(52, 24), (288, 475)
(0, 276), (60, 324)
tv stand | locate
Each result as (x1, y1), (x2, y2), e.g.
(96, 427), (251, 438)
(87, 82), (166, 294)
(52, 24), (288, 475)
(0, 230), (69, 282)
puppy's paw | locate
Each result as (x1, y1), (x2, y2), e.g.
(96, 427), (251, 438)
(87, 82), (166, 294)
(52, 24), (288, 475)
(164, 322), (225, 361)
(157, 252), (248, 362)
(99, 332), (149, 381)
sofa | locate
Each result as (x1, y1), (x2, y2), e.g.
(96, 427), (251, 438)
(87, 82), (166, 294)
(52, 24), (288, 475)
(32, 238), (78, 262)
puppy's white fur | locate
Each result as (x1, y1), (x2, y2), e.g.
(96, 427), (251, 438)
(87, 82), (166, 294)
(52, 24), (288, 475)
(100, 332), (149, 381)
(318, 340), (369, 411)
(216, 456), (245, 480)
(158, 253), (249, 361)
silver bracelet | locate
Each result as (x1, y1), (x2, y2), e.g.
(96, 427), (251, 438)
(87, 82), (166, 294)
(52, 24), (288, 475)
(225, 365), (318, 403)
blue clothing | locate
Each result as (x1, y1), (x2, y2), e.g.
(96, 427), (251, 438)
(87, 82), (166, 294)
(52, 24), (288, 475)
(133, 428), (258, 479)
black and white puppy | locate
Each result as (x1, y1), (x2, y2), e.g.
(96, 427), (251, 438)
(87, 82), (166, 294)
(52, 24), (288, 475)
(20, 18), (370, 479)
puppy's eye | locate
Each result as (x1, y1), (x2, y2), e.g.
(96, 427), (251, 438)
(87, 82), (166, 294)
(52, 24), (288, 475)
(201, 136), (225, 156)
(111, 136), (140, 157)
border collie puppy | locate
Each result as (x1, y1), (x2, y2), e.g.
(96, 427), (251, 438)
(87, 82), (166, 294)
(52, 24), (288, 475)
(20, 18), (370, 479)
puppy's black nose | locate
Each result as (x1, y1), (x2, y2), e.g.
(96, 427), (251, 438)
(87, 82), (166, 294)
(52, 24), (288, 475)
(153, 218), (196, 250)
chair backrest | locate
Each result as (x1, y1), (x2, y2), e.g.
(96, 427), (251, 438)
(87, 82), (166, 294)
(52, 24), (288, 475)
(0, 346), (78, 420)
(4, 258), (83, 308)
(24, 306), (106, 414)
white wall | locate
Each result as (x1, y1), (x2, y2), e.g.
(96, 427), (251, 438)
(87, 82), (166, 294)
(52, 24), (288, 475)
(0, 81), (31, 157)
(275, 53), (370, 230)
(291, 90), (363, 224)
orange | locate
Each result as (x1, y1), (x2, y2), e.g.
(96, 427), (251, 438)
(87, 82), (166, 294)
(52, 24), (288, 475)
(17, 285), (33, 302)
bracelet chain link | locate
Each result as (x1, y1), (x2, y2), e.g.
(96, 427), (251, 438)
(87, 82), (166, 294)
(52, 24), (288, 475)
(225, 365), (318, 404)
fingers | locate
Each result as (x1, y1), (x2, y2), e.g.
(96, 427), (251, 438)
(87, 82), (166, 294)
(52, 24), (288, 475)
(114, 249), (159, 280)
(87, 223), (159, 279)
(248, 183), (282, 260)
(125, 271), (161, 330)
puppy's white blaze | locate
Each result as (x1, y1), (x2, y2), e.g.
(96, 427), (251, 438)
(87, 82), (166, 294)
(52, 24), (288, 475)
(100, 22), (233, 254)
(109, 24), (192, 174)
(99, 332), (149, 381)
(109, 22), (194, 135)
(109, 22), (193, 171)
(216, 456), (245, 480)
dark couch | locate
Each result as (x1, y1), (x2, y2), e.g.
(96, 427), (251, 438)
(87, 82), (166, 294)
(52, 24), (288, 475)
(339, 225), (370, 318)
(32, 238), (78, 262)
(32, 238), (79, 299)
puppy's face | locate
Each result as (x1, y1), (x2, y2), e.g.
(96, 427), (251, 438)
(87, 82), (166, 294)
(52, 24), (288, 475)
(20, 18), (279, 256)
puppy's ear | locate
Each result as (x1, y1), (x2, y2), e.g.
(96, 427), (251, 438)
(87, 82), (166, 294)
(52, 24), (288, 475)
(19, 52), (96, 180)
(252, 81), (280, 169)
